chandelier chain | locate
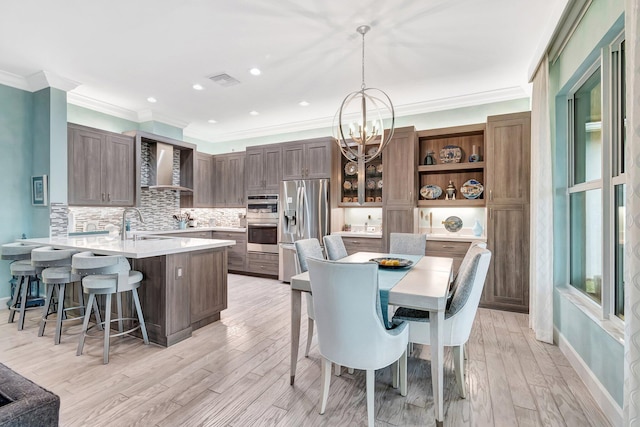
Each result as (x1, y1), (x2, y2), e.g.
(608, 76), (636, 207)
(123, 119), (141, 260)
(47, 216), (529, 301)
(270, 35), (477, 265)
(361, 30), (366, 90)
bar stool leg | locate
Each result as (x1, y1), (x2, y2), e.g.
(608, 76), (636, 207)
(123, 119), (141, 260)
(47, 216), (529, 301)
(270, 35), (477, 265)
(38, 283), (56, 337)
(132, 288), (149, 344)
(103, 293), (112, 364)
(17, 275), (30, 331)
(55, 283), (66, 345)
(92, 296), (103, 331)
(116, 292), (124, 335)
(7, 276), (23, 324)
(77, 293), (94, 356)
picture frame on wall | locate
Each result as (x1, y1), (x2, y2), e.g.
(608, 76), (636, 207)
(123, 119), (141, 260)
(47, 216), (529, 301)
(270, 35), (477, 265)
(31, 175), (48, 206)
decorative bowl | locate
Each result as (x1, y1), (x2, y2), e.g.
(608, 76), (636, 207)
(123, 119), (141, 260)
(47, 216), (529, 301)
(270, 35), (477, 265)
(460, 179), (484, 199)
(420, 184), (442, 200)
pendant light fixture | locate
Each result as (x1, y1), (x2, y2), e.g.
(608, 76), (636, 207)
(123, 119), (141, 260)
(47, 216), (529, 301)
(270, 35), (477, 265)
(334, 25), (395, 163)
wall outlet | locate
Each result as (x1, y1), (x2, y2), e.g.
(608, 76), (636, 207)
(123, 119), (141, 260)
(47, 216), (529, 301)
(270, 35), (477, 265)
(175, 267), (183, 279)
(367, 226), (376, 232)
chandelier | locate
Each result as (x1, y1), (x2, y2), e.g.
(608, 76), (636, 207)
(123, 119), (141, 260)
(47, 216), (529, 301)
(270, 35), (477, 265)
(334, 25), (395, 163)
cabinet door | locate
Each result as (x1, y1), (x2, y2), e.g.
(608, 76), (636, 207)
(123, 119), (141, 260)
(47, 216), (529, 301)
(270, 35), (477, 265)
(263, 146), (282, 193)
(384, 129), (416, 206)
(382, 206), (415, 251)
(213, 156), (227, 206)
(483, 204), (529, 312)
(102, 134), (135, 206)
(486, 113), (531, 205)
(305, 140), (332, 179)
(194, 152), (214, 207)
(190, 249), (227, 325)
(68, 127), (104, 206)
(245, 148), (265, 193)
(228, 153), (245, 206)
(282, 144), (305, 180)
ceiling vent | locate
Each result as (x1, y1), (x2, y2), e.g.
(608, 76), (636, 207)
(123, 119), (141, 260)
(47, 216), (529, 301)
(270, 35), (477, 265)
(208, 73), (241, 87)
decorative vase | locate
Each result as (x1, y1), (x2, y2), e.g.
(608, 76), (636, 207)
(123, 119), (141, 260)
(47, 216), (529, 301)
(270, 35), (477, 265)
(424, 151), (435, 165)
(472, 219), (483, 237)
(445, 181), (456, 200)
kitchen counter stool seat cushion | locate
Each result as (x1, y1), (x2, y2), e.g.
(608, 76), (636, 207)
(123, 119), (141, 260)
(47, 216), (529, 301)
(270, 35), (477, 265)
(1, 242), (42, 260)
(2, 243), (43, 331)
(82, 270), (143, 293)
(323, 235), (348, 260)
(389, 233), (426, 256)
(9, 260), (37, 276)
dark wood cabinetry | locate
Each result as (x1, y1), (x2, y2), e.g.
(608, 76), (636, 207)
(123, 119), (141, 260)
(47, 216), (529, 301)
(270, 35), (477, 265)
(482, 112), (531, 313)
(246, 145), (282, 194)
(426, 240), (471, 274)
(282, 138), (332, 180)
(68, 124), (137, 206)
(211, 230), (247, 272)
(193, 152), (214, 207)
(213, 152), (245, 207)
(246, 252), (278, 276)
(341, 236), (383, 255)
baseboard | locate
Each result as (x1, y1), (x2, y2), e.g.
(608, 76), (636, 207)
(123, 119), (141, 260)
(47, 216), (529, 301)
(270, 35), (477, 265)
(0, 296), (9, 310)
(554, 327), (623, 427)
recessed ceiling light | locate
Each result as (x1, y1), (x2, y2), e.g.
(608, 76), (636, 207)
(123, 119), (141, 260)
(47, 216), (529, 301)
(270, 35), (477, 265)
(249, 68), (261, 76)
(147, 97), (157, 103)
(208, 119), (217, 124)
(299, 101), (310, 107)
(193, 84), (204, 91)
(249, 111), (259, 116)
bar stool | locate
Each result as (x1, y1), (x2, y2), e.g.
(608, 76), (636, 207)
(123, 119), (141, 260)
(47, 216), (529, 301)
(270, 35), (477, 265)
(31, 246), (102, 344)
(72, 251), (149, 364)
(1, 242), (43, 330)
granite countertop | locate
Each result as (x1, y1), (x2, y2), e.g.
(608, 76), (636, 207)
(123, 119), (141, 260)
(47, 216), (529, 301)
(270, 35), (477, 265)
(140, 226), (246, 234)
(23, 235), (236, 259)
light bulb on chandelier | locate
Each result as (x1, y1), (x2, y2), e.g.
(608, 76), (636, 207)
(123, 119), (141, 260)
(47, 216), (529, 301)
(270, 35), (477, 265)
(333, 25), (395, 163)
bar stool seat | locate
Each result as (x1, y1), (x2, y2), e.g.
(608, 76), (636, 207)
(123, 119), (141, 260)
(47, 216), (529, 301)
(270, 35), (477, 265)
(72, 252), (149, 364)
(2, 242), (43, 330)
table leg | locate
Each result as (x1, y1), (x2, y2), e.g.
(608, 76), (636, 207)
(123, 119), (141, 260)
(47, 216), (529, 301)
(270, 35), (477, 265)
(290, 289), (302, 385)
(430, 309), (445, 425)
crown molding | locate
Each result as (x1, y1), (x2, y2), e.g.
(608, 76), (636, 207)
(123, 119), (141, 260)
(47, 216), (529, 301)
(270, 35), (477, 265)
(137, 109), (189, 129)
(67, 92), (140, 122)
(0, 69), (30, 91)
(0, 69), (80, 92)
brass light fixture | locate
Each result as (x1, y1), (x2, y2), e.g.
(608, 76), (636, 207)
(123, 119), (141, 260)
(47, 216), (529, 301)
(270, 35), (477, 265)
(334, 25), (395, 163)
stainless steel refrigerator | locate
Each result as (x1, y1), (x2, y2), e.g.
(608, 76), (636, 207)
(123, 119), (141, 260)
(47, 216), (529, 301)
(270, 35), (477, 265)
(278, 179), (330, 282)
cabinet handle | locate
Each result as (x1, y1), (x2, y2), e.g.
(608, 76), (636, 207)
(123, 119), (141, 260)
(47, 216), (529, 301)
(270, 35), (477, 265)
(489, 190), (493, 201)
(489, 208), (492, 219)
(107, 193), (111, 202)
(102, 193), (105, 201)
(442, 245), (455, 249)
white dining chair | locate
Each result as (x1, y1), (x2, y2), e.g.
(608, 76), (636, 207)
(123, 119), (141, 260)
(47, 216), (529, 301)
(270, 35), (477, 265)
(389, 232), (426, 255)
(392, 245), (491, 398)
(307, 258), (409, 426)
(323, 235), (348, 260)
(294, 238), (325, 357)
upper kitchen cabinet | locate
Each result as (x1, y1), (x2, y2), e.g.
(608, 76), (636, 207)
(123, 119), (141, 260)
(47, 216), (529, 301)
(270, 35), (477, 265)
(193, 152), (214, 207)
(281, 137), (332, 180)
(333, 140), (383, 207)
(213, 152), (245, 207)
(383, 127), (417, 206)
(68, 123), (138, 206)
(485, 112), (531, 205)
(245, 145), (281, 195)
(416, 123), (486, 207)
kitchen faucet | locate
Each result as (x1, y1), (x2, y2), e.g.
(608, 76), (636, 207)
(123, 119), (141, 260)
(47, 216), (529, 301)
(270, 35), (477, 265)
(121, 208), (145, 240)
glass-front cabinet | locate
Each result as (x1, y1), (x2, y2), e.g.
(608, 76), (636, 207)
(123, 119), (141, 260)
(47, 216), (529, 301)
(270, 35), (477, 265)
(337, 143), (383, 206)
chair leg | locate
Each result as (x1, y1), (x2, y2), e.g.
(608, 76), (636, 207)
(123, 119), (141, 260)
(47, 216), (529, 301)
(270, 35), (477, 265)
(392, 361), (398, 389)
(132, 288), (149, 345)
(400, 350), (407, 397)
(7, 276), (22, 324)
(116, 292), (124, 335)
(463, 342), (468, 360)
(103, 293), (112, 364)
(348, 368), (354, 374)
(38, 283), (55, 337)
(17, 275), (29, 331)
(305, 317), (313, 357)
(334, 363), (341, 376)
(453, 345), (466, 398)
(366, 369), (375, 427)
(77, 293), (94, 356)
(54, 283), (67, 345)
(320, 358), (332, 415)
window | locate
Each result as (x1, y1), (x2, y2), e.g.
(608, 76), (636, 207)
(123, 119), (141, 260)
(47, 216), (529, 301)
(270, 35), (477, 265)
(567, 33), (625, 321)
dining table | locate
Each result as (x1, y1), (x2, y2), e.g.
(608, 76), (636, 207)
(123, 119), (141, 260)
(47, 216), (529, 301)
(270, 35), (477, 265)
(289, 251), (454, 425)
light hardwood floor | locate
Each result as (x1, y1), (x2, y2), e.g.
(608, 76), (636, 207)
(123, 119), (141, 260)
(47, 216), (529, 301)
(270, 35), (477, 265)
(0, 274), (610, 427)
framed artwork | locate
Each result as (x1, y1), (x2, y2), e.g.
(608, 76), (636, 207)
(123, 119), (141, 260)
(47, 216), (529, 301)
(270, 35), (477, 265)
(31, 175), (48, 206)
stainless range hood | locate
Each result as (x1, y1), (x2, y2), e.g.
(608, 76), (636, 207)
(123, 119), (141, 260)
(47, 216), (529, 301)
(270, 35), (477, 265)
(146, 142), (193, 192)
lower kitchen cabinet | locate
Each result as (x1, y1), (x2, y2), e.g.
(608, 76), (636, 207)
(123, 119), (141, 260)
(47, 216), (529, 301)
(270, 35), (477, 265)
(189, 249), (227, 328)
(246, 252), (278, 277)
(212, 231), (247, 272)
(163, 231), (212, 239)
(426, 240), (471, 274)
(341, 236), (383, 255)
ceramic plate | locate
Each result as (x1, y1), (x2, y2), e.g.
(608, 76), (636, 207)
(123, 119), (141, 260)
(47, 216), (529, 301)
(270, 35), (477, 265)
(369, 257), (414, 269)
(344, 162), (357, 175)
(376, 164), (383, 173)
(439, 145), (462, 163)
(366, 164), (377, 175)
(367, 146), (379, 156)
(420, 184), (442, 200)
(377, 179), (383, 189)
(366, 179), (376, 189)
(443, 216), (463, 233)
(343, 180), (352, 190)
(460, 179), (484, 199)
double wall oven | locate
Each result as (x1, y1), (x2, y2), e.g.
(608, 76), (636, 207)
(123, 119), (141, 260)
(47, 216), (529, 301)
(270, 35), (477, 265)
(246, 194), (279, 254)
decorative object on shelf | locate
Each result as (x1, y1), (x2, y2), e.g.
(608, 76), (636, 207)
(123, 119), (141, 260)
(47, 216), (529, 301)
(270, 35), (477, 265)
(344, 161), (357, 175)
(366, 179), (376, 189)
(376, 163), (383, 173)
(343, 197), (352, 203)
(366, 197), (374, 202)
(460, 179), (484, 199)
(469, 144), (482, 162)
(445, 180), (456, 200)
(352, 180), (358, 189)
(366, 164), (377, 175)
(442, 216), (463, 233)
(343, 181), (352, 190)
(424, 151), (435, 165)
(375, 196), (382, 202)
(420, 184), (442, 200)
(333, 25), (395, 164)
(439, 145), (462, 163)
(377, 179), (383, 189)
(472, 219), (483, 237)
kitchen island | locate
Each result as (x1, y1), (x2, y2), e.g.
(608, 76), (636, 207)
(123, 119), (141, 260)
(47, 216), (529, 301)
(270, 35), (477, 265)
(25, 234), (235, 347)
